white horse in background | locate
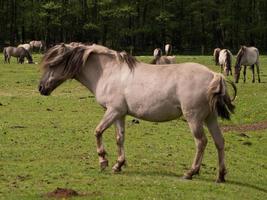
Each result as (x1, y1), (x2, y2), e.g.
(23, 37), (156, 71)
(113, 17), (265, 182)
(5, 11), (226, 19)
(38, 44), (236, 183)
(235, 46), (260, 83)
(17, 43), (31, 52)
(218, 49), (233, 76)
(30, 40), (46, 53)
(165, 44), (172, 56)
(151, 48), (176, 64)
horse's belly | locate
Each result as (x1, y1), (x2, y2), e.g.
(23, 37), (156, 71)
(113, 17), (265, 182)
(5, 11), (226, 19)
(128, 103), (182, 122)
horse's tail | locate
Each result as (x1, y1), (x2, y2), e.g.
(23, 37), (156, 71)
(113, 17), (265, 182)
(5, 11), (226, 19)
(225, 50), (231, 70)
(207, 73), (236, 120)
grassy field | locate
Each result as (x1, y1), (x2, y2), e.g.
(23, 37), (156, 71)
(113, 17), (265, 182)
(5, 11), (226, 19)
(0, 54), (266, 199)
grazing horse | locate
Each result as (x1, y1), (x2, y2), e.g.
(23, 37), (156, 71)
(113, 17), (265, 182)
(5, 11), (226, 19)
(39, 44), (236, 183)
(235, 46), (260, 83)
(151, 48), (176, 64)
(3, 46), (33, 64)
(218, 49), (233, 76)
(18, 43), (31, 51)
(165, 44), (172, 56)
(213, 48), (221, 66)
(30, 40), (46, 53)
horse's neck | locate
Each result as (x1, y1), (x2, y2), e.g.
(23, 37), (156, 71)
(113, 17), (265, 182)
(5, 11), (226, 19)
(75, 54), (115, 95)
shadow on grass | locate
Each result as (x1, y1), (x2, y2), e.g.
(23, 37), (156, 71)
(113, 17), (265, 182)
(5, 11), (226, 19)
(125, 170), (181, 179)
(125, 170), (267, 193)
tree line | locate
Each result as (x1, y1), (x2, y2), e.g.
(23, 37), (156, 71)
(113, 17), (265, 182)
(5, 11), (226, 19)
(0, 0), (267, 55)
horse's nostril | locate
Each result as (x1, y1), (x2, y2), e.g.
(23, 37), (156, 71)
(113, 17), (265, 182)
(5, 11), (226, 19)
(38, 85), (43, 92)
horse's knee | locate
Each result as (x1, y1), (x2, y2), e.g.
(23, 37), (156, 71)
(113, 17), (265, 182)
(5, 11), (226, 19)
(215, 137), (224, 151)
(95, 128), (103, 138)
(116, 132), (124, 145)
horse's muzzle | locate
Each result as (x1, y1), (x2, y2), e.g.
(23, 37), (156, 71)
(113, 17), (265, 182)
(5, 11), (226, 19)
(38, 85), (50, 96)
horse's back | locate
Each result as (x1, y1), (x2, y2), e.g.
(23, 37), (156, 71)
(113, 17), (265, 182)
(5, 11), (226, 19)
(123, 62), (215, 121)
(243, 47), (259, 65)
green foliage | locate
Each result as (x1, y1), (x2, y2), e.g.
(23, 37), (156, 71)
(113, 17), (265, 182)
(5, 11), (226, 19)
(1, 0), (267, 53)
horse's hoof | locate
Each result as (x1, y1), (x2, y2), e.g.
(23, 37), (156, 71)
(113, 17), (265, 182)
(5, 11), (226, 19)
(215, 177), (226, 183)
(100, 160), (108, 171)
(182, 174), (192, 180)
(112, 165), (122, 173)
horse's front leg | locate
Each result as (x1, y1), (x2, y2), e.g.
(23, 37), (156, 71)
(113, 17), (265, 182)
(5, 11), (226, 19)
(243, 66), (247, 83)
(251, 64), (255, 83)
(95, 108), (122, 170)
(112, 117), (126, 172)
(183, 120), (207, 180)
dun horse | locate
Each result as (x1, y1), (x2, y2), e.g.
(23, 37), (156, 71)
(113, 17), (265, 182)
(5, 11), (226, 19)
(218, 49), (232, 76)
(235, 46), (260, 83)
(151, 48), (176, 64)
(39, 44), (236, 182)
(30, 40), (46, 52)
(3, 47), (33, 64)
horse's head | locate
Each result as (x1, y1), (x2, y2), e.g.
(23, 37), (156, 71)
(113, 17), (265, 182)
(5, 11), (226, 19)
(26, 51), (33, 64)
(38, 44), (77, 96)
(234, 46), (246, 83)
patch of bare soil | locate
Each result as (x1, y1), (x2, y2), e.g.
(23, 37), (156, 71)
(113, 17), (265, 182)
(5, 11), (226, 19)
(45, 188), (101, 199)
(222, 120), (267, 132)
(45, 188), (79, 198)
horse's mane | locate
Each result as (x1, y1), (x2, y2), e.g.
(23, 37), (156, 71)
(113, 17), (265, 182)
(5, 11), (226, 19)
(41, 44), (138, 78)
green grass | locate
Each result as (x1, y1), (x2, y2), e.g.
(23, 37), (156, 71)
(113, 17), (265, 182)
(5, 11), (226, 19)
(0, 54), (266, 199)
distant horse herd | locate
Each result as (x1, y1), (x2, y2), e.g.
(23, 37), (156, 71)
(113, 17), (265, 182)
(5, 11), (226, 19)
(213, 46), (260, 83)
(2, 41), (261, 84)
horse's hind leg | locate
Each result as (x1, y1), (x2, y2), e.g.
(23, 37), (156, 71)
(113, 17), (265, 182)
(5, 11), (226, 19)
(251, 64), (255, 83)
(243, 66), (247, 83)
(256, 62), (261, 83)
(183, 120), (207, 180)
(112, 117), (126, 172)
(206, 115), (226, 183)
(95, 108), (122, 170)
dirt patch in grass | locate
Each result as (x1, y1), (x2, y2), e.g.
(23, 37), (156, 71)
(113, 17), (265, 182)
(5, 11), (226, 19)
(222, 120), (267, 132)
(45, 188), (79, 198)
(45, 188), (101, 199)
